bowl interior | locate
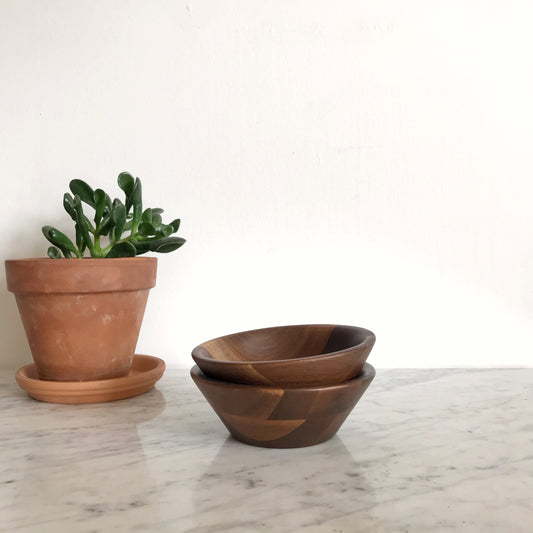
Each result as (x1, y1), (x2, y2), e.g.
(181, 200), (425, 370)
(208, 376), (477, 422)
(193, 324), (374, 363)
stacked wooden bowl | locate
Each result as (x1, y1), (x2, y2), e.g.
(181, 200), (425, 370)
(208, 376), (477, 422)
(191, 324), (376, 448)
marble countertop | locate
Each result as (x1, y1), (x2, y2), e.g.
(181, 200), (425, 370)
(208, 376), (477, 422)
(1, 366), (532, 532)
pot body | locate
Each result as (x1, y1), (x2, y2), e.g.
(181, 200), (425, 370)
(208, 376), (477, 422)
(5, 257), (157, 381)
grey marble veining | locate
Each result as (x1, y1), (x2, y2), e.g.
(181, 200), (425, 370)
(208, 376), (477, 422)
(1, 367), (532, 532)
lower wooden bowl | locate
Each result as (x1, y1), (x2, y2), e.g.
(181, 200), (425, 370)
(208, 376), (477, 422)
(190, 363), (375, 448)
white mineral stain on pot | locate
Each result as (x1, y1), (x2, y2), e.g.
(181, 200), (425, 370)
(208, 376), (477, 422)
(102, 314), (113, 325)
(54, 333), (69, 354)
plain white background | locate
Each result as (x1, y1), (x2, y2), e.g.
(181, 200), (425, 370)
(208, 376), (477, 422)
(1, 0), (532, 369)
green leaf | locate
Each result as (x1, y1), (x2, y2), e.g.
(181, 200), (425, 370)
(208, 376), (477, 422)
(112, 202), (126, 225)
(154, 237), (186, 253)
(152, 213), (162, 227)
(119, 173), (135, 213)
(106, 241), (137, 258)
(75, 223), (86, 254)
(63, 193), (77, 221)
(139, 236), (186, 253)
(69, 196), (95, 233)
(104, 193), (113, 215)
(72, 196), (96, 255)
(42, 226), (79, 258)
(142, 208), (152, 223)
(47, 246), (62, 259)
(69, 179), (95, 208)
(160, 224), (174, 237)
(137, 221), (156, 237)
(169, 218), (180, 233)
(98, 213), (114, 236)
(151, 208), (164, 215)
(131, 178), (143, 232)
(131, 178), (142, 210)
(94, 188), (106, 226)
(131, 240), (150, 255)
(112, 203), (126, 241)
(117, 172), (135, 197)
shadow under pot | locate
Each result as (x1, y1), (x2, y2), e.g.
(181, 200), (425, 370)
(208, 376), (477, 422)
(5, 257), (157, 382)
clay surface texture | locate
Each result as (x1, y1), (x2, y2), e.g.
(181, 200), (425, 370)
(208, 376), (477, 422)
(5, 258), (157, 381)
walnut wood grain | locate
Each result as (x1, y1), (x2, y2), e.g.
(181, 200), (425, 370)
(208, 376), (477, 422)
(192, 324), (375, 387)
(191, 363), (376, 448)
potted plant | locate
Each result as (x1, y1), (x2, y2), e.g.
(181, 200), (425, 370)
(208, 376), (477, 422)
(5, 172), (185, 382)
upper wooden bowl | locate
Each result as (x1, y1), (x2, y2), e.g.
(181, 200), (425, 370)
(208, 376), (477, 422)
(191, 324), (376, 387)
(191, 363), (376, 448)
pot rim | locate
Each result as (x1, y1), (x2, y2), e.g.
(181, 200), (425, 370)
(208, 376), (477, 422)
(5, 256), (157, 264)
(5, 256), (158, 294)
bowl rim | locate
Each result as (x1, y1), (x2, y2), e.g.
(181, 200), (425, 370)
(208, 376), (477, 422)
(191, 323), (376, 366)
(190, 362), (376, 391)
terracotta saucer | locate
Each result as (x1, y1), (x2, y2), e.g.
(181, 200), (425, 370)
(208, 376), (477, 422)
(15, 354), (165, 404)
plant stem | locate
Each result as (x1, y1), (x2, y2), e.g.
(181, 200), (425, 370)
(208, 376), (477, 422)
(100, 235), (131, 257)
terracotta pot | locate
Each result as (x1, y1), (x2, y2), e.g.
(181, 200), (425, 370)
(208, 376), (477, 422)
(5, 257), (157, 381)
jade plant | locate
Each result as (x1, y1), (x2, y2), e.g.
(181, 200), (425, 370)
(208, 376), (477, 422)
(42, 172), (186, 258)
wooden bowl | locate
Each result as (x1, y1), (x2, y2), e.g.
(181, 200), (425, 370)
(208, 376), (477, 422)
(191, 324), (375, 387)
(191, 363), (375, 448)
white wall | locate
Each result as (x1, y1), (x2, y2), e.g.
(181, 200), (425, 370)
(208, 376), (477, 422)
(1, 0), (532, 369)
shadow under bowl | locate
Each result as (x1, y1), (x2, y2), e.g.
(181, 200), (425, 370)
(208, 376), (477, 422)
(190, 363), (376, 448)
(192, 324), (376, 387)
